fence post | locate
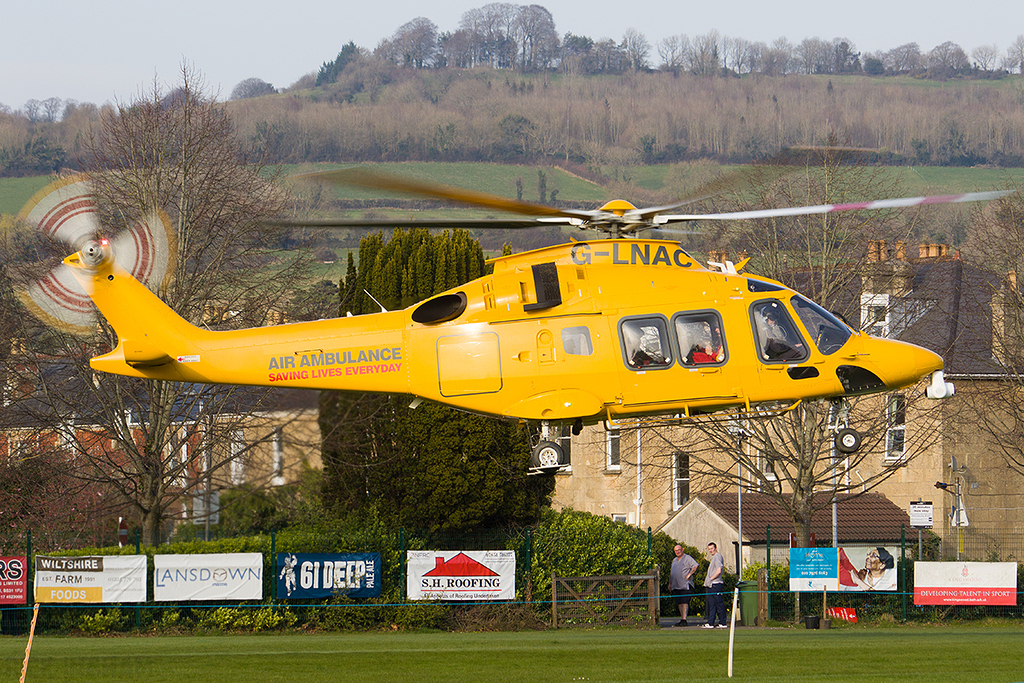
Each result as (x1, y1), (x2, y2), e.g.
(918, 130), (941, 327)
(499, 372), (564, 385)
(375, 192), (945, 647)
(26, 529), (33, 633)
(135, 528), (141, 630)
(900, 524), (907, 622)
(524, 528), (533, 604)
(399, 528), (406, 601)
(765, 524), (771, 621)
(270, 530), (277, 609)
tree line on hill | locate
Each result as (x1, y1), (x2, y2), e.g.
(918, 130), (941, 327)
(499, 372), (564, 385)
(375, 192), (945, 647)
(4, 3), (1024, 178)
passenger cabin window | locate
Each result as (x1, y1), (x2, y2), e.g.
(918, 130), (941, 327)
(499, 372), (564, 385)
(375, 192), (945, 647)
(674, 312), (726, 366)
(620, 317), (672, 369)
(791, 296), (851, 355)
(752, 300), (809, 363)
(561, 326), (594, 356)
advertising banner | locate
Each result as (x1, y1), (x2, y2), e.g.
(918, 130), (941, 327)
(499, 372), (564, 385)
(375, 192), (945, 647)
(34, 555), (146, 604)
(407, 550), (515, 601)
(837, 546), (899, 591)
(914, 562), (1017, 605)
(789, 547), (839, 591)
(0, 556), (27, 605)
(276, 553), (381, 599)
(154, 553), (263, 602)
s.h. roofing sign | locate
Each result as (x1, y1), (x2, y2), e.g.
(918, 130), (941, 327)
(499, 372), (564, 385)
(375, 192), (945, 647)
(407, 550), (515, 601)
(276, 553), (380, 599)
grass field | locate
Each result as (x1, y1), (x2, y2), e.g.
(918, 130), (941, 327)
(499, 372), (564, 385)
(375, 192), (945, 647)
(3, 626), (1023, 683)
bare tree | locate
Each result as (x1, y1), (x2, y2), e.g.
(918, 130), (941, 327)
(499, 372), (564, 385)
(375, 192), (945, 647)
(884, 42), (924, 72)
(513, 4), (559, 71)
(959, 191), (1024, 476)
(928, 41), (970, 76)
(22, 99), (41, 123)
(797, 37), (831, 74)
(622, 28), (651, 71)
(10, 66), (314, 544)
(971, 44), (999, 72)
(648, 392), (942, 547)
(657, 35), (686, 72)
(689, 31), (721, 77)
(649, 147), (942, 546)
(391, 17), (440, 68)
(1007, 35), (1024, 74)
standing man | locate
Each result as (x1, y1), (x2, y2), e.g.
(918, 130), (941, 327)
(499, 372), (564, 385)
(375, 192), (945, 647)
(669, 544), (699, 626)
(702, 542), (727, 628)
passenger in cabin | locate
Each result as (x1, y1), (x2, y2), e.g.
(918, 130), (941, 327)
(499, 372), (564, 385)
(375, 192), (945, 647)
(756, 304), (805, 361)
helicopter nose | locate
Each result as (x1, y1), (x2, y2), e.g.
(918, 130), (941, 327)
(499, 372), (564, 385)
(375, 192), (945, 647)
(875, 339), (944, 390)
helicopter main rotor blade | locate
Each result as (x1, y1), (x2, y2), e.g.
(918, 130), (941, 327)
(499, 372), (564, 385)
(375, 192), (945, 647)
(654, 190), (1016, 224)
(266, 217), (574, 230)
(296, 167), (595, 221)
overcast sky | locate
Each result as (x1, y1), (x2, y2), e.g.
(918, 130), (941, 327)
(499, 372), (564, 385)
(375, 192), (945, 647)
(3, 0), (1021, 110)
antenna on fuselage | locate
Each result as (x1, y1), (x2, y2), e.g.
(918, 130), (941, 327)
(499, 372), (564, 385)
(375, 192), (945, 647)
(364, 290), (388, 313)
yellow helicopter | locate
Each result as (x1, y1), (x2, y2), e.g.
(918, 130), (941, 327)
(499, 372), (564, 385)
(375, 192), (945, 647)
(39, 166), (1008, 474)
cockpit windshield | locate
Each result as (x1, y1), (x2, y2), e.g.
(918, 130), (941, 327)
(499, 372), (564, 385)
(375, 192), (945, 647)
(791, 296), (851, 355)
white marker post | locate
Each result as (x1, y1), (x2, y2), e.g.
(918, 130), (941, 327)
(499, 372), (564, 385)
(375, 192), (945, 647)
(727, 587), (739, 677)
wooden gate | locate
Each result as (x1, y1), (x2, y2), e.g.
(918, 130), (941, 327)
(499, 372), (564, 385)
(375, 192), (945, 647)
(551, 570), (660, 628)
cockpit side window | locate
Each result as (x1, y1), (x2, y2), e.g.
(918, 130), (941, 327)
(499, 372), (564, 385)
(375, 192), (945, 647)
(752, 300), (809, 363)
(674, 312), (727, 366)
(620, 317), (673, 370)
(791, 296), (851, 355)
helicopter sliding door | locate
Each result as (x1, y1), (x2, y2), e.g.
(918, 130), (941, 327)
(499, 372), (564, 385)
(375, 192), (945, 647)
(616, 309), (744, 413)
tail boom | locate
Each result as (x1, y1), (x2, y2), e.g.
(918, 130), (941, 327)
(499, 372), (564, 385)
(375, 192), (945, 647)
(64, 248), (411, 394)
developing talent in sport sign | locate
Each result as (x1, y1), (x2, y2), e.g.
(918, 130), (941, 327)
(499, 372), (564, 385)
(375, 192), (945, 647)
(34, 555), (147, 604)
(914, 562), (1017, 605)
(407, 550), (516, 601)
(154, 553), (263, 602)
(276, 553), (381, 599)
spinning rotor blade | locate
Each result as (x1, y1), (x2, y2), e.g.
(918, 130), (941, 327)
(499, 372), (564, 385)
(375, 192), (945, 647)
(18, 174), (101, 248)
(16, 175), (175, 335)
(653, 190), (1016, 225)
(297, 167), (593, 220)
(266, 217), (569, 230)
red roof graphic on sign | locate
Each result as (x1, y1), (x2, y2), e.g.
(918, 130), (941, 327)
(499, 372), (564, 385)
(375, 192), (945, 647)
(423, 552), (499, 577)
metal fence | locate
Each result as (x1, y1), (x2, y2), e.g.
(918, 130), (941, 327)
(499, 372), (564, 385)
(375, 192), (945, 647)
(2, 524), (1022, 636)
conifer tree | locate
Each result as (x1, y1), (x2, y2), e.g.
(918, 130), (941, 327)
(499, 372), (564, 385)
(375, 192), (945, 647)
(320, 229), (554, 531)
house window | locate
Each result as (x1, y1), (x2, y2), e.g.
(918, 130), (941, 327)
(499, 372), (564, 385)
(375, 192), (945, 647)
(611, 513), (628, 523)
(673, 451), (690, 508)
(229, 429), (246, 484)
(759, 450), (777, 483)
(605, 428), (620, 471)
(885, 394), (906, 462)
(860, 292), (890, 337)
(271, 429), (285, 486)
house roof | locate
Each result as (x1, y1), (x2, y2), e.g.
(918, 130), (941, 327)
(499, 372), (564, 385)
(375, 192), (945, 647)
(788, 253), (1006, 377)
(694, 491), (911, 544)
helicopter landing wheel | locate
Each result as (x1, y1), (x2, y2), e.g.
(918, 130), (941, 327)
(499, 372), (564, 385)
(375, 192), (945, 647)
(531, 440), (565, 471)
(835, 427), (862, 454)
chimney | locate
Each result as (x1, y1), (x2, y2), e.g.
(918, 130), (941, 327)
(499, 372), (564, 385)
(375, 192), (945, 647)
(867, 240), (880, 262)
(1009, 270), (1018, 291)
(894, 241), (907, 260)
